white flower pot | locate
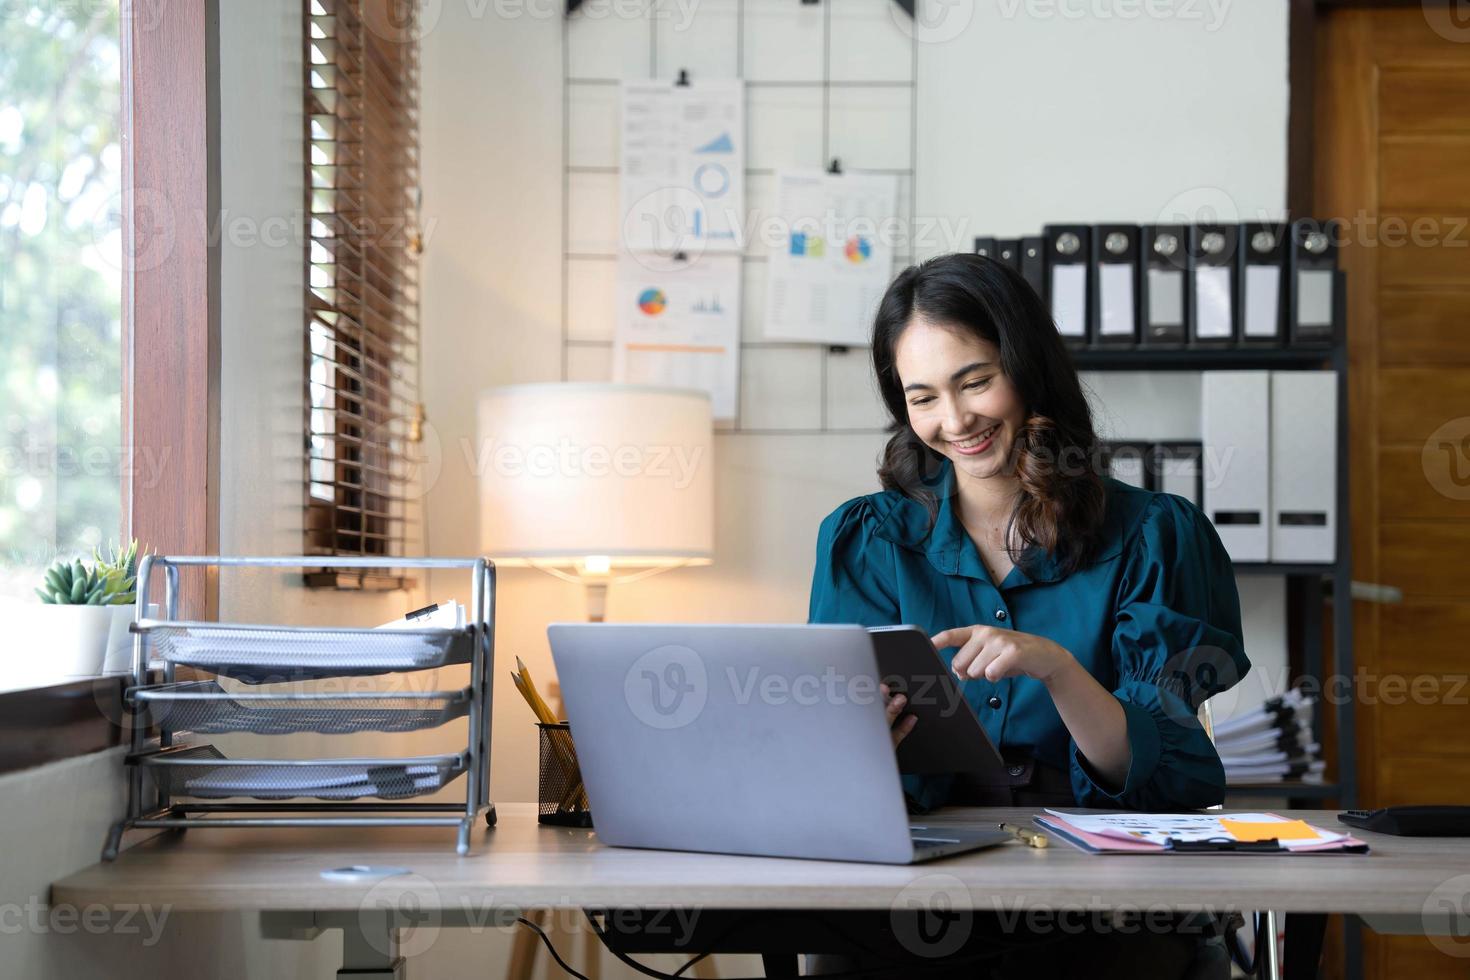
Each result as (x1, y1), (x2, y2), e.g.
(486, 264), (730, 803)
(11, 604), (115, 688)
(102, 603), (158, 675)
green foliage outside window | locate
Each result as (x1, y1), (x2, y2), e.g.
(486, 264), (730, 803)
(0, 2), (123, 598)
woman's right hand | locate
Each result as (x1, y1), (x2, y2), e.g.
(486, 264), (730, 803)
(881, 681), (918, 747)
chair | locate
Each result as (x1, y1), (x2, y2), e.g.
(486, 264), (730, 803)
(1199, 699), (1281, 980)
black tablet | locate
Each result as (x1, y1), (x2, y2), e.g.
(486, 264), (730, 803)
(869, 625), (1009, 781)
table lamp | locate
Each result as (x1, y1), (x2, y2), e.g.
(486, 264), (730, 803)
(477, 383), (714, 621)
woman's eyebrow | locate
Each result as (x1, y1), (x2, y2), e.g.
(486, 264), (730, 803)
(902, 361), (993, 393)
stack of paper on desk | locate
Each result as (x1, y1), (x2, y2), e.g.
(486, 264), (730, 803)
(183, 763), (446, 801)
(1034, 810), (1369, 854)
(1214, 689), (1325, 785)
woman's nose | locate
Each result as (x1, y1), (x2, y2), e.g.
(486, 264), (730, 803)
(943, 400), (972, 433)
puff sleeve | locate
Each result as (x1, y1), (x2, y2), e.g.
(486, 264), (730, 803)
(808, 498), (902, 626)
(1070, 493), (1251, 810)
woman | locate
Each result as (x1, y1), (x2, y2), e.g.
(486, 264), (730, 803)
(805, 252), (1248, 977)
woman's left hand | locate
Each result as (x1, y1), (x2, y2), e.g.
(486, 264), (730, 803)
(932, 625), (1077, 686)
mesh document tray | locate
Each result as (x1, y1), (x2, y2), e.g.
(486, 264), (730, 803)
(133, 681), (472, 736)
(138, 621), (474, 683)
(141, 745), (468, 801)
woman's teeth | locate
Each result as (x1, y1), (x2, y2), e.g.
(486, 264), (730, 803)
(951, 424), (999, 450)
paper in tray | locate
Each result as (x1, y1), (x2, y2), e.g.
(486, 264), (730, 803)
(166, 758), (466, 801)
(137, 680), (472, 735)
(144, 623), (470, 683)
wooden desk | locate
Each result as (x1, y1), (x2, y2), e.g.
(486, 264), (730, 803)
(51, 804), (1470, 977)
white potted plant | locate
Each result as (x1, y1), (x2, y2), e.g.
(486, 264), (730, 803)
(26, 540), (141, 683)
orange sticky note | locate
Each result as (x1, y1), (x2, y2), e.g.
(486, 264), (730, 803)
(1220, 818), (1319, 842)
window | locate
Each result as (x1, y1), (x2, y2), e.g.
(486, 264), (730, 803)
(0, 3), (123, 599)
(304, 0), (422, 590)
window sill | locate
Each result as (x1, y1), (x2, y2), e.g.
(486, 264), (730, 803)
(0, 675), (130, 777)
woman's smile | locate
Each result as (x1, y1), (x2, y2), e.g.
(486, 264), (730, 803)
(948, 421), (1001, 455)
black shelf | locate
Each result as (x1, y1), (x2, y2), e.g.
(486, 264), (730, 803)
(1070, 346), (1334, 371)
(1225, 782), (1343, 800)
(1232, 562), (1339, 577)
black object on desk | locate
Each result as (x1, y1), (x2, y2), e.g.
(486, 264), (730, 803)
(1168, 837), (1284, 853)
(1339, 806), (1470, 837)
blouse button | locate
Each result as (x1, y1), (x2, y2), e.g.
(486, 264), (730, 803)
(994, 609), (1007, 621)
(987, 695), (1002, 709)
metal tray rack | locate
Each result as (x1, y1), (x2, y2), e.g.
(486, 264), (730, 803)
(103, 556), (496, 860)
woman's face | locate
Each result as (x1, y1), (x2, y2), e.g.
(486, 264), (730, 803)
(893, 315), (1026, 482)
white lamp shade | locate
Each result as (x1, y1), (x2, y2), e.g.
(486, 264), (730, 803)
(477, 383), (714, 568)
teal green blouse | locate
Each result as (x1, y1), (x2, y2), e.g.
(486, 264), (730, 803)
(808, 459), (1249, 813)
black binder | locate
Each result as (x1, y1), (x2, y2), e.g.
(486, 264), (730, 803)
(1020, 236), (1046, 301)
(1044, 224), (1091, 348)
(1140, 224), (1188, 346)
(1240, 221), (1288, 346)
(1091, 224), (1141, 346)
(973, 236), (997, 259)
(1289, 218), (1340, 346)
(1188, 223), (1239, 347)
(994, 238), (1021, 270)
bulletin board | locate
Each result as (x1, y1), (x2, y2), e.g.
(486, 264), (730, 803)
(561, 0), (918, 433)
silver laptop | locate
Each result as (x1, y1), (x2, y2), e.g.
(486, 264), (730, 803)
(547, 622), (1011, 864)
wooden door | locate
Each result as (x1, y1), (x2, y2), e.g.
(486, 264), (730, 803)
(1316, 8), (1470, 978)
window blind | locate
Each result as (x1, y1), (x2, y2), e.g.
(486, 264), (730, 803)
(304, 0), (422, 590)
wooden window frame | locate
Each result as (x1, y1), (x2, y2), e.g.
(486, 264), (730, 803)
(122, 0), (222, 620)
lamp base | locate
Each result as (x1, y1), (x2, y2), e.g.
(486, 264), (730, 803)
(585, 580), (608, 623)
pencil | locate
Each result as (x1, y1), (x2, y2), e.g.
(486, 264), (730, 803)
(517, 656), (560, 723)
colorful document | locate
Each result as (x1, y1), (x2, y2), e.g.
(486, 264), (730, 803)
(1036, 810), (1369, 855)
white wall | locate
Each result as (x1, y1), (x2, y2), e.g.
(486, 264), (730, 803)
(421, 0), (1294, 808)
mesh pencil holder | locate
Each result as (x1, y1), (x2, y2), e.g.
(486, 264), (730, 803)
(537, 722), (592, 827)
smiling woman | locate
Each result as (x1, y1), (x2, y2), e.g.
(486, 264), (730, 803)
(871, 252), (1107, 580)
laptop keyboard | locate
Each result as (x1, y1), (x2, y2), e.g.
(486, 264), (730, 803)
(911, 835), (963, 850)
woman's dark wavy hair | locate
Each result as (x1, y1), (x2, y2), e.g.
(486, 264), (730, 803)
(871, 252), (1106, 577)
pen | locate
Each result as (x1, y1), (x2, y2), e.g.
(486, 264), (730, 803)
(999, 822), (1049, 848)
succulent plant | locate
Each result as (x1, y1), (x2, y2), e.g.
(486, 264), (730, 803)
(34, 539), (144, 606)
(93, 538), (140, 606)
(36, 558), (122, 605)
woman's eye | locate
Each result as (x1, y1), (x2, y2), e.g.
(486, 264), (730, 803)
(909, 396), (935, 407)
(963, 378), (991, 391)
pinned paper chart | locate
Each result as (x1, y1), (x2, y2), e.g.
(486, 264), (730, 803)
(763, 170), (898, 346)
(620, 80), (744, 254)
(613, 253), (740, 420)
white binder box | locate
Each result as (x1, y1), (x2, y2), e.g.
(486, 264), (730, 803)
(1270, 371), (1338, 562)
(1202, 371), (1271, 563)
